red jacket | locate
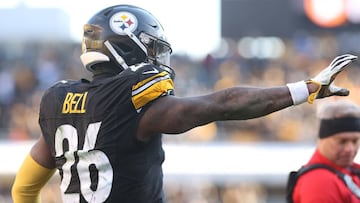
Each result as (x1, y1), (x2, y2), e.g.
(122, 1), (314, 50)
(293, 149), (360, 203)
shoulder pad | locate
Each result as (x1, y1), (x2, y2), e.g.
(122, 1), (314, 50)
(131, 64), (175, 111)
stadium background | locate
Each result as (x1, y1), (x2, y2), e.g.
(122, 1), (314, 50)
(1, 0), (360, 202)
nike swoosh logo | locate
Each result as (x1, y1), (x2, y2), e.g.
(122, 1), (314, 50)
(143, 68), (159, 74)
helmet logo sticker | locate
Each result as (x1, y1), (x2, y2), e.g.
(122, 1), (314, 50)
(109, 12), (138, 35)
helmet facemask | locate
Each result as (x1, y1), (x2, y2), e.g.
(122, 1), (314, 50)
(138, 32), (175, 79)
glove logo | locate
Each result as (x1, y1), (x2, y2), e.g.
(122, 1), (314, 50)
(110, 12), (138, 35)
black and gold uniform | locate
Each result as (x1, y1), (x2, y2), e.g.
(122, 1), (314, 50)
(39, 63), (174, 203)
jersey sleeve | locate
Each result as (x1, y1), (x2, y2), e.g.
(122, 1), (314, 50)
(12, 154), (56, 203)
(131, 68), (174, 111)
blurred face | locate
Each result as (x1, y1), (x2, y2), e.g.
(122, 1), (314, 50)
(319, 132), (360, 167)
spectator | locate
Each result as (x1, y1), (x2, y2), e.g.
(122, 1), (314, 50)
(291, 99), (360, 203)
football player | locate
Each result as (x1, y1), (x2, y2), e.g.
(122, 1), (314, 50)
(11, 4), (357, 203)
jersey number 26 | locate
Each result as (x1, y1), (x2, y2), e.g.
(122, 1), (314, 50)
(54, 122), (113, 203)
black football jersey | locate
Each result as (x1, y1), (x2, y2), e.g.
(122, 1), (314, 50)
(39, 63), (174, 203)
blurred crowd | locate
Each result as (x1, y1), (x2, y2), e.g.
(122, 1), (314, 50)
(1, 33), (360, 144)
(0, 42), (89, 140)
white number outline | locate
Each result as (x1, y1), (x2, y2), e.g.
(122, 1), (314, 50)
(55, 122), (113, 203)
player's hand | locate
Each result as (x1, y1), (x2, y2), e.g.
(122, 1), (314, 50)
(307, 54), (357, 103)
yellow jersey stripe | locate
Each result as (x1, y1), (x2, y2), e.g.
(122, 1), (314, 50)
(132, 74), (174, 110)
(132, 71), (169, 91)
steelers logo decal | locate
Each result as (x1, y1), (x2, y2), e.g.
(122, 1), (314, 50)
(109, 12), (138, 35)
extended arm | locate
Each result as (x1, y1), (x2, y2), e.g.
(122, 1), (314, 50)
(137, 54), (357, 140)
(139, 84), (315, 138)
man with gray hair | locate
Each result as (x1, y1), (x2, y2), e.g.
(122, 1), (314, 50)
(289, 99), (360, 203)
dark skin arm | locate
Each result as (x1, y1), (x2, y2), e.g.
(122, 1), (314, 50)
(30, 135), (55, 169)
(137, 83), (319, 141)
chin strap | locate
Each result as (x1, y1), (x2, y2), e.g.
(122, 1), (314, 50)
(126, 31), (148, 55)
(104, 40), (129, 70)
(103, 30), (148, 70)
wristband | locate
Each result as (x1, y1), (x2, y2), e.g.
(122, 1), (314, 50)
(286, 81), (309, 105)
